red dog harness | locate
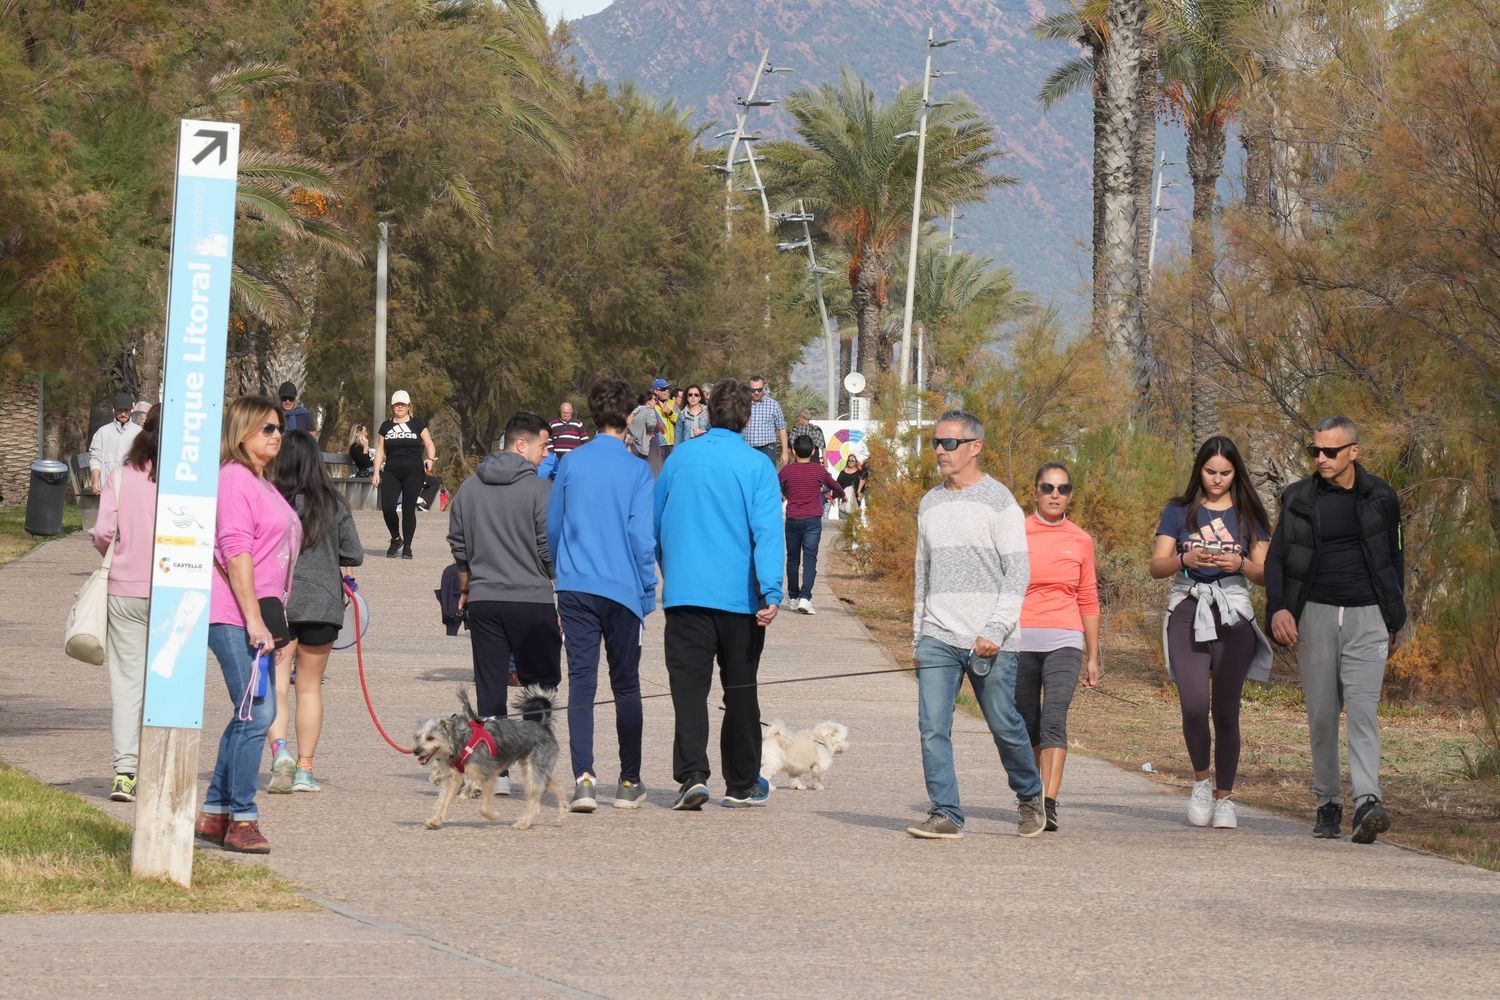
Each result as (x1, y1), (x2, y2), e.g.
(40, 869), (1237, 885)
(455, 720), (497, 774)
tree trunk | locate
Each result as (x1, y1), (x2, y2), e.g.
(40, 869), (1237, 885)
(1090, 46), (1107, 343)
(852, 258), (884, 385)
(1187, 118), (1227, 446)
(1097, 0), (1146, 375)
(1134, 39), (1158, 296)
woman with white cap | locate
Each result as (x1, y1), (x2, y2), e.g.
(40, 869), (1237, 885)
(372, 389), (436, 558)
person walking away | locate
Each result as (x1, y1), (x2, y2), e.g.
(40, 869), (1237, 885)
(549, 401), (589, 457)
(373, 389), (436, 559)
(196, 396), (301, 854)
(1015, 462), (1100, 832)
(1149, 436), (1273, 831)
(266, 430), (364, 794)
(790, 410), (826, 463)
(447, 411), (561, 726)
(547, 379), (657, 812)
(741, 375), (788, 467)
(778, 436), (844, 615)
(908, 410), (1045, 840)
(348, 424), (375, 478)
(278, 382), (315, 434)
(91, 404), (161, 802)
(1265, 416), (1405, 844)
(677, 384), (710, 441)
(656, 379), (784, 810)
(89, 392), (141, 493)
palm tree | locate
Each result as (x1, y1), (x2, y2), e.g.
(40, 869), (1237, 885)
(909, 241), (1030, 390)
(757, 70), (1011, 386)
(1097, 0), (1149, 368)
(1159, 0), (1259, 441)
(1034, 1), (1162, 349)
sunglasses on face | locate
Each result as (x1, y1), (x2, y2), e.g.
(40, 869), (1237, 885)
(751, 386), (766, 394)
(259, 423), (284, 437)
(1037, 482), (1073, 496)
(1306, 442), (1355, 460)
(687, 392), (701, 398)
(932, 437), (978, 452)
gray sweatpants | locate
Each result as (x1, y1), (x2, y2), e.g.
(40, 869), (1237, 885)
(1297, 602), (1389, 805)
(106, 595), (150, 774)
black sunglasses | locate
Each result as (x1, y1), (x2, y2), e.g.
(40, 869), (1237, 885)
(259, 423), (284, 437)
(932, 437), (978, 452)
(280, 396), (296, 403)
(1306, 442), (1355, 460)
(1037, 482), (1073, 495)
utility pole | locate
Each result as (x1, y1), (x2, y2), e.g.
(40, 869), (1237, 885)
(723, 51), (789, 240)
(897, 29), (955, 393)
(1147, 149), (1172, 278)
(373, 221), (388, 437)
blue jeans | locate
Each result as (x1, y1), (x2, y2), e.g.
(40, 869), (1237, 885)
(203, 624), (275, 821)
(558, 591), (644, 783)
(785, 516), (823, 600)
(915, 636), (1042, 827)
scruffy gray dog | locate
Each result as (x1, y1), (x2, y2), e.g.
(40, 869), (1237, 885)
(412, 686), (565, 831)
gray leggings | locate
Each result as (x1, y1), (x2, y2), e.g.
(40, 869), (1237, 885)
(1015, 647), (1083, 750)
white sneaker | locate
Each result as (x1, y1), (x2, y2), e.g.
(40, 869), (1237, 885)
(1188, 779), (1214, 827)
(800, 598), (815, 615)
(1212, 796), (1238, 829)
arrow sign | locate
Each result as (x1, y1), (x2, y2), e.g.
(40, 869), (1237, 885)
(191, 128), (230, 166)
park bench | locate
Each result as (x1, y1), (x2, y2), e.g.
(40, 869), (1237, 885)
(323, 452), (379, 511)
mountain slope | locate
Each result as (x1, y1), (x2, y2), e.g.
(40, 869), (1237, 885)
(565, 0), (1191, 326)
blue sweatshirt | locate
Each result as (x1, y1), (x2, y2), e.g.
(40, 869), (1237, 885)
(655, 427), (784, 613)
(546, 434), (657, 620)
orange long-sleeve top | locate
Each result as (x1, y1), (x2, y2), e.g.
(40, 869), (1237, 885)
(1020, 513), (1100, 631)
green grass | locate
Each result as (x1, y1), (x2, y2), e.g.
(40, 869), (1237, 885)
(0, 504), (82, 566)
(0, 762), (313, 913)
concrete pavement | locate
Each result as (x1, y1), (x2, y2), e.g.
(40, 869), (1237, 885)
(1, 509), (1497, 998)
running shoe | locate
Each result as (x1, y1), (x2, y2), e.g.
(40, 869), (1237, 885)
(1212, 796), (1238, 829)
(1351, 797), (1391, 844)
(671, 778), (710, 811)
(110, 773), (137, 802)
(291, 767), (321, 793)
(570, 773), (598, 813)
(906, 812), (963, 840)
(614, 780), (646, 809)
(1188, 778), (1214, 827)
(268, 750), (296, 794)
(1313, 801), (1342, 839)
(1017, 794), (1046, 837)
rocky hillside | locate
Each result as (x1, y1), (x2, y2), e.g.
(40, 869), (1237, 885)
(564, 0), (1190, 325)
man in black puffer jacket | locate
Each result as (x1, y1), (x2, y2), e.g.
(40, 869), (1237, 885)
(1265, 416), (1404, 846)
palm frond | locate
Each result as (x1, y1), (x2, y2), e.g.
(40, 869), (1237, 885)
(186, 61), (296, 114)
(1032, 10), (1087, 40)
(1037, 57), (1097, 108)
(230, 262), (296, 326)
(490, 96), (573, 165)
(438, 173), (494, 242)
(236, 148), (346, 200)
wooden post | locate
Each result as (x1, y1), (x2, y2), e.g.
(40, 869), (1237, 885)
(131, 727), (202, 886)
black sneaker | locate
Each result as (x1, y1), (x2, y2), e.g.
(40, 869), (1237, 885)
(386, 537), (401, 558)
(671, 778), (710, 811)
(1313, 801), (1342, 839)
(401, 546), (414, 559)
(1044, 797), (1059, 832)
(1351, 798), (1391, 844)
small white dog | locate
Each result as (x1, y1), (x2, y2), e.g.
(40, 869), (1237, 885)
(760, 720), (849, 790)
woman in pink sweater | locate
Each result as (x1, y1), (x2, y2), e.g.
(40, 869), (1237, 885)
(90, 404), (161, 804)
(1016, 462), (1100, 832)
(194, 396), (301, 855)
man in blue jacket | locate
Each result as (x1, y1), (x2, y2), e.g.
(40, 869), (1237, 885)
(655, 379), (784, 810)
(547, 379), (657, 813)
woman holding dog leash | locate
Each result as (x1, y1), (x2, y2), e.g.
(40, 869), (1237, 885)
(1149, 436), (1273, 832)
(195, 396), (301, 855)
(266, 430), (365, 795)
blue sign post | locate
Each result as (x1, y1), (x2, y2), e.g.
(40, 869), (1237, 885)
(133, 120), (239, 886)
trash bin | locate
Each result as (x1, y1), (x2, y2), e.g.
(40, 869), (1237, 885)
(25, 459), (71, 536)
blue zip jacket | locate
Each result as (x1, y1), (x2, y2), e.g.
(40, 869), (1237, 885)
(547, 434), (657, 620)
(655, 427), (784, 613)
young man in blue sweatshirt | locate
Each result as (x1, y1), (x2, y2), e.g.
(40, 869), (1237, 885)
(655, 379), (784, 810)
(547, 379), (657, 811)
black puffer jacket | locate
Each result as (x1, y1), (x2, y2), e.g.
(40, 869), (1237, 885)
(1264, 464), (1405, 634)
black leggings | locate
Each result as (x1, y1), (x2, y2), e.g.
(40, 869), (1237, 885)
(380, 459), (424, 546)
(1166, 599), (1257, 792)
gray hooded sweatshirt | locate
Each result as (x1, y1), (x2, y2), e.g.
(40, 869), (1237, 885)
(446, 451), (553, 605)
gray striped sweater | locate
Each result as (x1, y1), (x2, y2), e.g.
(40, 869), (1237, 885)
(912, 475), (1030, 651)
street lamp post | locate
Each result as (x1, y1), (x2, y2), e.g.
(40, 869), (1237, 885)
(373, 221), (388, 438)
(775, 202), (838, 419)
(723, 52), (790, 239)
(897, 29), (956, 394)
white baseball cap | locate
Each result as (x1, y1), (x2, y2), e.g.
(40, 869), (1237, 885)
(390, 390), (411, 406)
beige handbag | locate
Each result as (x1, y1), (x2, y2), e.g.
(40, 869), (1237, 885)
(64, 473), (118, 665)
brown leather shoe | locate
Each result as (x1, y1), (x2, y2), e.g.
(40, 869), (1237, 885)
(195, 811), (229, 845)
(223, 820), (270, 854)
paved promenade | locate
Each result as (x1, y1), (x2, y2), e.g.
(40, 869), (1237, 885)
(1, 510), (1497, 998)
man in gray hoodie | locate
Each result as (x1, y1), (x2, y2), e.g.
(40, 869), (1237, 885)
(447, 411), (559, 719)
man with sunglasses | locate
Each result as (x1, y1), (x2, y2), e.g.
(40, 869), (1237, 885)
(907, 411), (1045, 840)
(741, 375), (788, 467)
(1265, 416), (1405, 844)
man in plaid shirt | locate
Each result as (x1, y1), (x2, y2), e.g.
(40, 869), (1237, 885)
(741, 375), (788, 467)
